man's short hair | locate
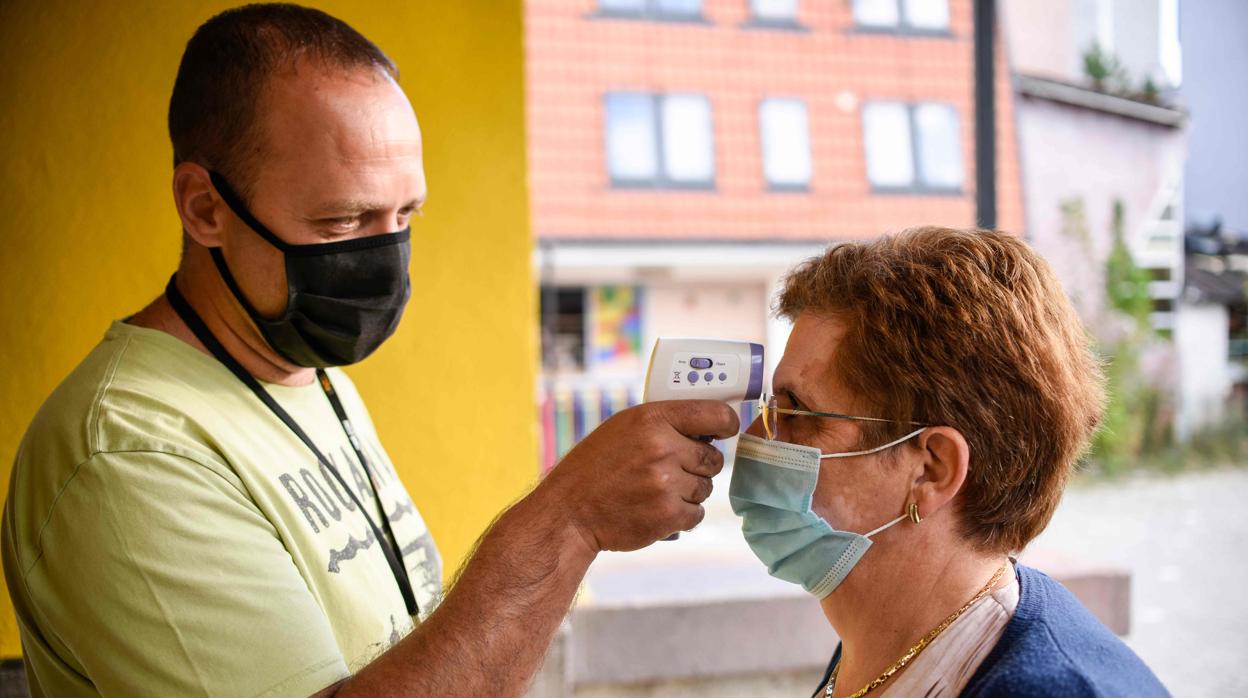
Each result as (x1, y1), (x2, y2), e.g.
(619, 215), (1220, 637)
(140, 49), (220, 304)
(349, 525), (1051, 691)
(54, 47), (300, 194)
(777, 227), (1106, 554)
(168, 3), (397, 198)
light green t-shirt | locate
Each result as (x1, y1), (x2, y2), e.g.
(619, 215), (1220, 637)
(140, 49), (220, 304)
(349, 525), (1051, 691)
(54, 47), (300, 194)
(2, 321), (442, 697)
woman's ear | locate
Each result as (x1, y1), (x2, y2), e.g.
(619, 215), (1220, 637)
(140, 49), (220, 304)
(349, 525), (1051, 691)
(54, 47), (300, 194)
(908, 427), (970, 522)
(173, 162), (227, 249)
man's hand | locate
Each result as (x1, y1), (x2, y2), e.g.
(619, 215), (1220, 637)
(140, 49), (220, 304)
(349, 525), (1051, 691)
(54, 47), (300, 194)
(540, 400), (741, 554)
(327, 400), (738, 697)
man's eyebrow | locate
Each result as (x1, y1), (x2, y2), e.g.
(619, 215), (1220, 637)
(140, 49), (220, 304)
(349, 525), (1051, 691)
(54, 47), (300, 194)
(309, 197), (425, 217)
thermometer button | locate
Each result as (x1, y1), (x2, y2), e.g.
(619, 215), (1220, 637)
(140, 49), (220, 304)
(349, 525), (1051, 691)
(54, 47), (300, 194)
(689, 357), (713, 369)
(687, 371), (700, 383)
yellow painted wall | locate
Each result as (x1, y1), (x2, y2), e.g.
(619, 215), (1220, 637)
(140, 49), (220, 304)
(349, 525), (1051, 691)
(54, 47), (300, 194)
(0, 1), (537, 658)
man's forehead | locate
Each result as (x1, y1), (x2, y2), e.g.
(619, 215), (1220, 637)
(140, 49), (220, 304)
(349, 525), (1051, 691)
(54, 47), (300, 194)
(260, 62), (422, 162)
(244, 62), (425, 207)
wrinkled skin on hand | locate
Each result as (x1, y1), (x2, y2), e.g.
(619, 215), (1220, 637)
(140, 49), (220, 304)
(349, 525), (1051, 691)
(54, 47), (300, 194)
(542, 400), (740, 553)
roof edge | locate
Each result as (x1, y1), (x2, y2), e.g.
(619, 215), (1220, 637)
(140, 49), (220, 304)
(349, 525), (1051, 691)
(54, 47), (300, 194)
(1015, 73), (1187, 128)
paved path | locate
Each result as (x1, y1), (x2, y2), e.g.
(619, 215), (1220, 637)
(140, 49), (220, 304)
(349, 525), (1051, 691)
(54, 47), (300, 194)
(1030, 467), (1248, 697)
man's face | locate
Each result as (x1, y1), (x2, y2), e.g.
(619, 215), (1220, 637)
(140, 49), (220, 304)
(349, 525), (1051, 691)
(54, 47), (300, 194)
(218, 62), (427, 318)
(752, 312), (913, 533)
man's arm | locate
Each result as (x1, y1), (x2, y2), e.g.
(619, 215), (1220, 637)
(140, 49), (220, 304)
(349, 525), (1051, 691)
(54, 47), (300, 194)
(325, 399), (739, 697)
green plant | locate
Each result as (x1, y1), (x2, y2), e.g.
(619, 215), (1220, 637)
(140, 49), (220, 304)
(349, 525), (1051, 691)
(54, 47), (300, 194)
(1185, 416), (1248, 466)
(1084, 199), (1174, 474)
(1060, 197), (1092, 246)
(1091, 414), (1248, 478)
(1081, 43), (1170, 104)
(1082, 43), (1124, 91)
(1104, 200), (1153, 325)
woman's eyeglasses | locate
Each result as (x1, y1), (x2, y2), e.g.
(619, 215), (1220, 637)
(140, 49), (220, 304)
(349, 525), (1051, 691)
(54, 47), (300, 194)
(757, 394), (928, 441)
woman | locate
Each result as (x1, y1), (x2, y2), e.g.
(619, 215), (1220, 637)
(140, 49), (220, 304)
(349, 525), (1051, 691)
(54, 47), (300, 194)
(729, 228), (1168, 697)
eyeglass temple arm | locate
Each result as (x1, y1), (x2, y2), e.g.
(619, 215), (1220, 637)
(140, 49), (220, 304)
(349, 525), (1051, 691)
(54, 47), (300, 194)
(760, 399), (928, 427)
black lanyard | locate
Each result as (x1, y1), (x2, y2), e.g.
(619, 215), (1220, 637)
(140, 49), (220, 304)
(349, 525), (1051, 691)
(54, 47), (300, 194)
(165, 275), (419, 617)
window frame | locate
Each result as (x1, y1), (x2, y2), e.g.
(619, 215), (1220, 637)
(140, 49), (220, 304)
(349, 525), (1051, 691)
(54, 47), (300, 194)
(849, 0), (954, 37)
(594, 0), (708, 23)
(539, 286), (590, 373)
(743, 0), (807, 30)
(861, 101), (964, 195)
(605, 92), (717, 191)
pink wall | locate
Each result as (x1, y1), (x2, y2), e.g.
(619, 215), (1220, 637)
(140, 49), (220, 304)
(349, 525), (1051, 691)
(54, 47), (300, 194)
(1015, 95), (1185, 326)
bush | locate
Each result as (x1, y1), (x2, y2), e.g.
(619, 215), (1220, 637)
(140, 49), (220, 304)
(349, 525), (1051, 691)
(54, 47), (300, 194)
(1077, 200), (1176, 475)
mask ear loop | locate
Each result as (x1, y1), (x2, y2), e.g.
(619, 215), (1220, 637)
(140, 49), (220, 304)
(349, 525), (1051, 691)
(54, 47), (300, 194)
(819, 427), (926, 459)
(864, 513), (908, 538)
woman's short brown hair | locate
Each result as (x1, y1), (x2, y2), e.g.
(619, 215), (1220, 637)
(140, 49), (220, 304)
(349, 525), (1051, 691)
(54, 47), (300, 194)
(777, 227), (1105, 554)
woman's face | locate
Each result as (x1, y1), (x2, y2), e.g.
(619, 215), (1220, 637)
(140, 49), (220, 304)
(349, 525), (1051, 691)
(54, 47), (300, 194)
(751, 311), (916, 535)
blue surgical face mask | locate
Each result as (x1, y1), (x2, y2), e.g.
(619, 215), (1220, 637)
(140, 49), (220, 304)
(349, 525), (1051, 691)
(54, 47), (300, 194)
(728, 428), (924, 598)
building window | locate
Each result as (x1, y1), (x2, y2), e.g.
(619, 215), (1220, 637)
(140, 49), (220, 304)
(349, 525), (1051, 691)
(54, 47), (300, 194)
(912, 103), (962, 189)
(540, 285), (644, 373)
(605, 93), (658, 183)
(862, 101), (963, 192)
(759, 98), (812, 189)
(598, 0), (704, 21)
(606, 92), (715, 188)
(852, 0), (950, 32)
(540, 287), (587, 372)
(750, 0), (800, 25)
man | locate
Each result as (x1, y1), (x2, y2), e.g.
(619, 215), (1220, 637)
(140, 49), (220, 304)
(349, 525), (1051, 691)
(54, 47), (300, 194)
(1, 5), (737, 696)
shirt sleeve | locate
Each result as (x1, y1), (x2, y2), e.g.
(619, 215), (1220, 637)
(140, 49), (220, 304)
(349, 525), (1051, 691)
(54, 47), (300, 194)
(22, 450), (350, 697)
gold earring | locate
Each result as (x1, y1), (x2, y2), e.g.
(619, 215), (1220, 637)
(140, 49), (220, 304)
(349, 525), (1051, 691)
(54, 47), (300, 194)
(908, 502), (922, 524)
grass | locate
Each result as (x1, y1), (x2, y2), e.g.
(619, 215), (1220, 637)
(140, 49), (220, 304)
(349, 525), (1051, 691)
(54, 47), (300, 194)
(1079, 416), (1248, 480)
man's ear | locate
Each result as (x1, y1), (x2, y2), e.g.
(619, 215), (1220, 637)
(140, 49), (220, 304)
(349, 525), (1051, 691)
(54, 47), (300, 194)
(173, 162), (226, 249)
(908, 426), (970, 522)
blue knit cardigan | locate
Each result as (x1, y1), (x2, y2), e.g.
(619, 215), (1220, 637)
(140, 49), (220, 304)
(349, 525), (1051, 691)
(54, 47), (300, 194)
(813, 565), (1170, 697)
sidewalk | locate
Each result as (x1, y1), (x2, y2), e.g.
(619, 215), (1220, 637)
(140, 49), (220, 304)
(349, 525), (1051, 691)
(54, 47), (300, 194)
(1030, 466), (1248, 697)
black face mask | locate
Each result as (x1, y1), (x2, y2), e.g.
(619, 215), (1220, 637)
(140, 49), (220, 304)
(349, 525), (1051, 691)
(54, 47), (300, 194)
(206, 170), (412, 368)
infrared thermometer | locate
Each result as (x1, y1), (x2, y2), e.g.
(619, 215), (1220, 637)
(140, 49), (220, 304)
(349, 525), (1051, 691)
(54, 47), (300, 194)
(643, 338), (765, 540)
(643, 338), (765, 404)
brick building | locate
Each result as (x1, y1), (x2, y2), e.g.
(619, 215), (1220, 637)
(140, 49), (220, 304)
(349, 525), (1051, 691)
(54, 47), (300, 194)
(526, 0), (1024, 466)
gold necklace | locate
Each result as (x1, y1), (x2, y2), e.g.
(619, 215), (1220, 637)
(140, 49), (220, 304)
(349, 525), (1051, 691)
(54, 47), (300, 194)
(823, 562), (1008, 698)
